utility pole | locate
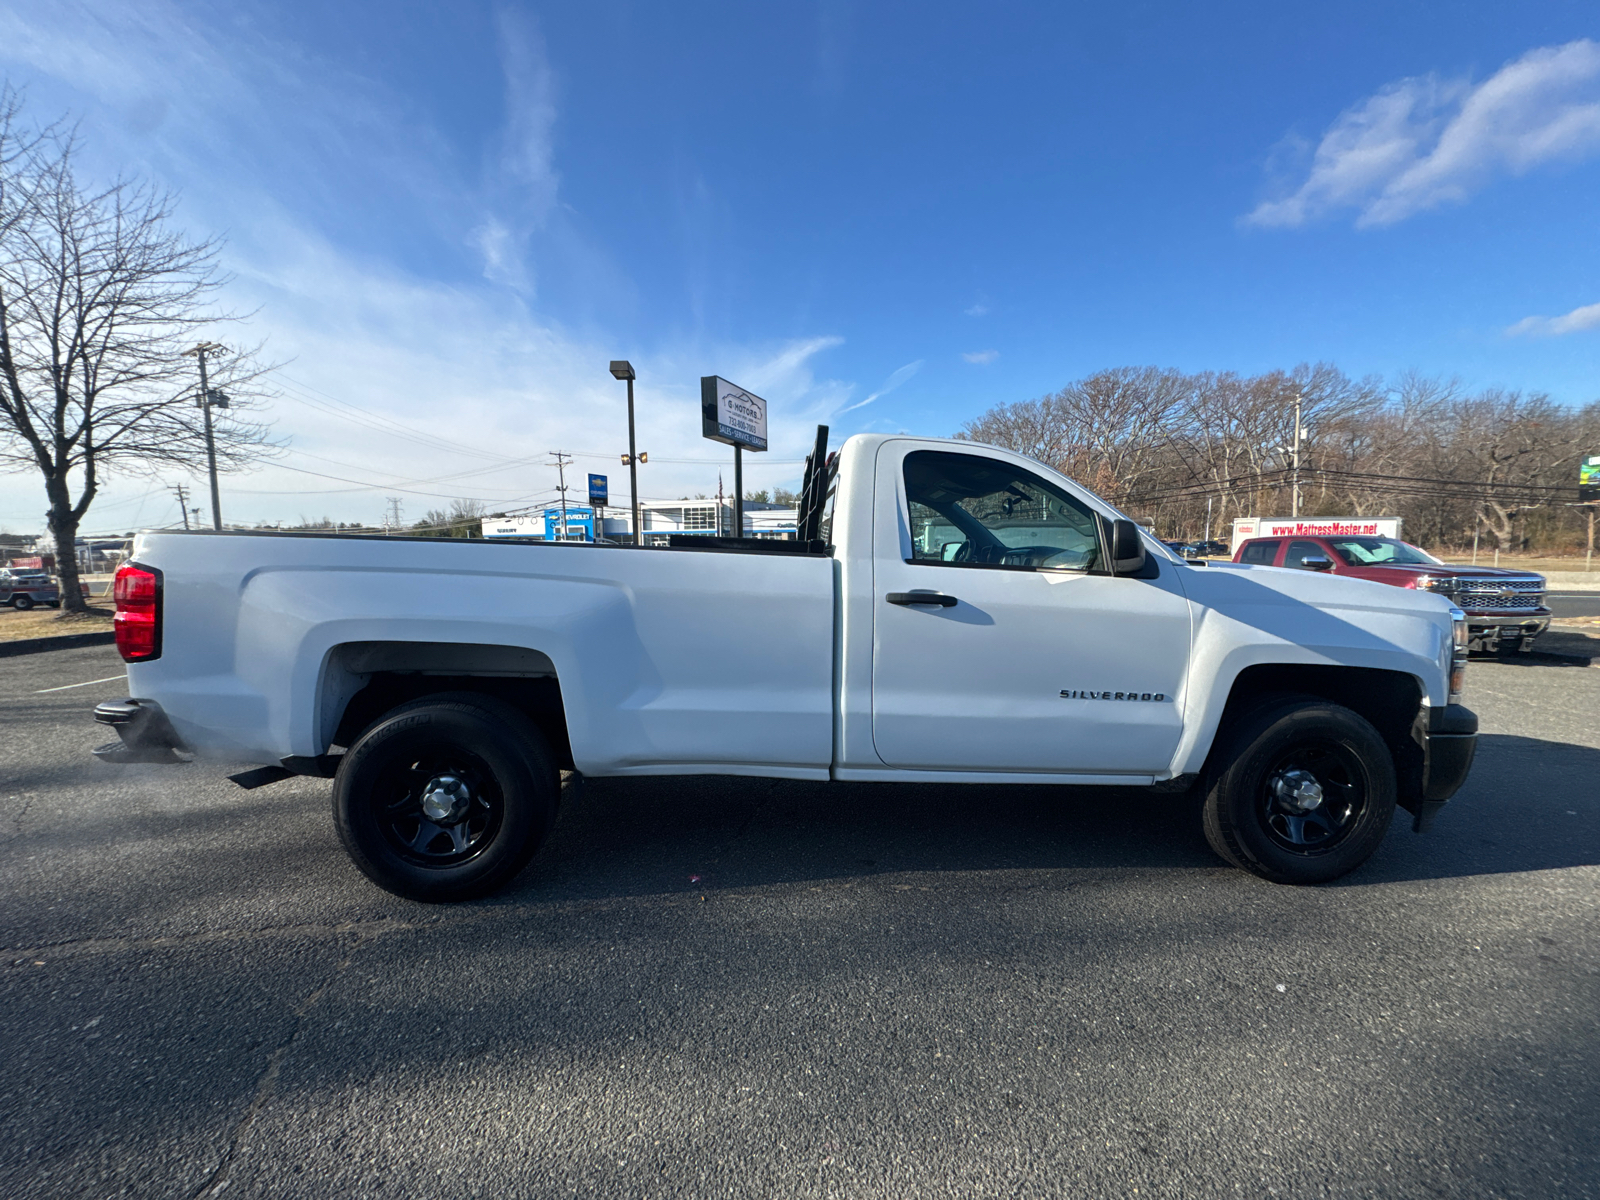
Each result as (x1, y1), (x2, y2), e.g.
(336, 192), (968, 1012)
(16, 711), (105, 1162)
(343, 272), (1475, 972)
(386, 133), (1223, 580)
(183, 343), (228, 530)
(1290, 390), (1303, 520)
(549, 452), (573, 540)
(1204, 495), (1213, 543)
(171, 482), (191, 530)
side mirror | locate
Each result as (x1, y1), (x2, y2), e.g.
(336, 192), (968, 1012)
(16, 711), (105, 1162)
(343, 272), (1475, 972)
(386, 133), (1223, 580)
(1301, 555), (1334, 572)
(1107, 518), (1147, 576)
(941, 541), (963, 561)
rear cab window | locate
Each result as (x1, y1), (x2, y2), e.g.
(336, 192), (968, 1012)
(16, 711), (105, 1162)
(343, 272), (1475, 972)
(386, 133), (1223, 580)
(1237, 539), (1281, 566)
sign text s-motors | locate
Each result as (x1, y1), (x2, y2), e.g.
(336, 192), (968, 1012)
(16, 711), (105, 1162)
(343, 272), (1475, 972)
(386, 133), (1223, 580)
(700, 376), (768, 451)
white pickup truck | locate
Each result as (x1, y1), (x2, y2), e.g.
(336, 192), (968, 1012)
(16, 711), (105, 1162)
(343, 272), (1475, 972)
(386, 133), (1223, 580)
(95, 432), (1478, 900)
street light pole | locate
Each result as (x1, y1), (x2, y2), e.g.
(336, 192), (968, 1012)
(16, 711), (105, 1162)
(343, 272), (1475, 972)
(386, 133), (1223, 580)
(185, 342), (227, 530)
(610, 361), (640, 545)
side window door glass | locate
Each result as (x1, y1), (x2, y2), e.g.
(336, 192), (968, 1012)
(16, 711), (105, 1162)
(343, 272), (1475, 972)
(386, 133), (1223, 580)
(1239, 539), (1280, 565)
(903, 450), (1101, 572)
(1283, 540), (1326, 569)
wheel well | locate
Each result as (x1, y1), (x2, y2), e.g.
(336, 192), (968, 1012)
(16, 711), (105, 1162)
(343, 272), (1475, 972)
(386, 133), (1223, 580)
(321, 642), (575, 771)
(1214, 663), (1425, 813)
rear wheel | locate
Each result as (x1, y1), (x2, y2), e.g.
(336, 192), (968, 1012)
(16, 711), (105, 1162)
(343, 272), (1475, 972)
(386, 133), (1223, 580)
(12, 594), (32, 611)
(1202, 697), (1396, 884)
(333, 694), (558, 901)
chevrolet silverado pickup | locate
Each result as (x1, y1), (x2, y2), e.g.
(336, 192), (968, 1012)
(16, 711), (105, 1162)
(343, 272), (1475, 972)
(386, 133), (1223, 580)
(94, 432), (1478, 900)
(1233, 533), (1549, 653)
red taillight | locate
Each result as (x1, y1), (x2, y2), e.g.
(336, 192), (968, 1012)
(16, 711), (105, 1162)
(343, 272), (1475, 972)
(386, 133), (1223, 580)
(113, 564), (162, 662)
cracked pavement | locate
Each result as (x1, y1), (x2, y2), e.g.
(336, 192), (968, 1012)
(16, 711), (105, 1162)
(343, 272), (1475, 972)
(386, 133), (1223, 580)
(2, 642), (1598, 1198)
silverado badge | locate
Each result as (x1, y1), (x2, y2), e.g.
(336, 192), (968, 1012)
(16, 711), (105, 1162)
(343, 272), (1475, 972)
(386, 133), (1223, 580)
(1060, 690), (1169, 701)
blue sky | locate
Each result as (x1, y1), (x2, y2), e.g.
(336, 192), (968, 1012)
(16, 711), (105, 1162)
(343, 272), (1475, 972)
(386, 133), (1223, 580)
(2, 1), (1598, 533)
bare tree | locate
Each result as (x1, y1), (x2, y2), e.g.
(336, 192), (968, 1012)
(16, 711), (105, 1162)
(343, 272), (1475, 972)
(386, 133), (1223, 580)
(0, 92), (274, 611)
(413, 498), (489, 539)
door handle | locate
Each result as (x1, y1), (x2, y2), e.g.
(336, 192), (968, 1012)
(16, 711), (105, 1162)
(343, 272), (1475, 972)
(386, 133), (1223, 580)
(886, 591), (958, 607)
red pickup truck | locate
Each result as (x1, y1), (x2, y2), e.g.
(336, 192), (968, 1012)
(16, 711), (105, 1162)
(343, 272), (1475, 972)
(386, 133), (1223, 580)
(1232, 533), (1549, 653)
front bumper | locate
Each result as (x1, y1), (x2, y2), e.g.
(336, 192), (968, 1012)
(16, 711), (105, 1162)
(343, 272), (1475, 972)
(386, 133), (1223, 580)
(1462, 608), (1551, 653)
(92, 698), (190, 764)
(1407, 703), (1478, 832)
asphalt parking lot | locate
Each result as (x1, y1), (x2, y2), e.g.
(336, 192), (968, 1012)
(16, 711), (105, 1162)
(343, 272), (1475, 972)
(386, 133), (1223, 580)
(1549, 592), (1600, 619)
(3, 642), (1597, 1199)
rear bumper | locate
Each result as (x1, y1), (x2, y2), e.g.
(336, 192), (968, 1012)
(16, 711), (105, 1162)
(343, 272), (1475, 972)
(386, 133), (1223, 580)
(1408, 703), (1478, 832)
(92, 698), (190, 764)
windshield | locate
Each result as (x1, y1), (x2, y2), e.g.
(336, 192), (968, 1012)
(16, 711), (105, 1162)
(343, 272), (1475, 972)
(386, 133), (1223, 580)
(1327, 537), (1440, 567)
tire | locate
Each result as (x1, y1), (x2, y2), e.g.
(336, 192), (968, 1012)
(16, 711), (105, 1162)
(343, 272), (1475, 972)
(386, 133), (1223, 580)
(12, 595), (32, 611)
(1202, 696), (1396, 885)
(332, 693), (558, 901)
(48, 601), (60, 609)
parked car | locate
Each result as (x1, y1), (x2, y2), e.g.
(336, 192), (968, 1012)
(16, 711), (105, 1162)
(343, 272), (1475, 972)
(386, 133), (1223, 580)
(1232, 533), (1548, 653)
(1193, 539), (1229, 558)
(0, 568), (61, 610)
(94, 432), (1475, 899)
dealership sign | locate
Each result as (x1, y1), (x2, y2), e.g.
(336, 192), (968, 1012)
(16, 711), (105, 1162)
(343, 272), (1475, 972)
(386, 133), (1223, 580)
(700, 376), (768, 451)
(1581, 455), (1600, 503)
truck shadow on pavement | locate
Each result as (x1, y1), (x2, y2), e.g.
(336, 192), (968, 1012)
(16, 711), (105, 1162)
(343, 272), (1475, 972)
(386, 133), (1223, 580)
(512, 733), (1599, 901)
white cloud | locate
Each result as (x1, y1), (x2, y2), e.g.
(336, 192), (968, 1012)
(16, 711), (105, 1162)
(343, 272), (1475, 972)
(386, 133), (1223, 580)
(962, 350), (998, 365)
(1247, 39), (1600, 228)
(0, 1), (856, 534)
(1506, 300), (1600, 337)
(836, 360), (922, 415)
(471, 8), (561, 291)
(964, 298), (989, 317)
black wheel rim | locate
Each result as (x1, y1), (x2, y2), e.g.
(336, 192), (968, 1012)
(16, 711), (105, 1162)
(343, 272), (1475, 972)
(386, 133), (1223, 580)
(1257, 741), (1367, 856)
(371, 743), (505, 868)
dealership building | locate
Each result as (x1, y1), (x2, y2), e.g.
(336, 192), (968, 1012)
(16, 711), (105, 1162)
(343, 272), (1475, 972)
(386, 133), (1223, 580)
(482, 499), (797, 545)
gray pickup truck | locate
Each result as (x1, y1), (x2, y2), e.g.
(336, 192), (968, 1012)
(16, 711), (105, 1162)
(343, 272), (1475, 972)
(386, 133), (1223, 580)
(0, 568), (60, 609)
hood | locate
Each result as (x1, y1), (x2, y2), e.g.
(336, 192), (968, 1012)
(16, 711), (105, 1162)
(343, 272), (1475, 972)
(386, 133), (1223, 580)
(1357, 563), (1544, 581)
(1196, 560), (1457, 618)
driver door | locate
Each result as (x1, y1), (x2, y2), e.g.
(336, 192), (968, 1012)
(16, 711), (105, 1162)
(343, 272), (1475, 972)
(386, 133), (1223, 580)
(870, 445), (1192, 775)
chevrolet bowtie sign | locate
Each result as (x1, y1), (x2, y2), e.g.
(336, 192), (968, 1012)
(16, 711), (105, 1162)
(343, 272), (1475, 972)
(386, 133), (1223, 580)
(701, 376), (768, 452)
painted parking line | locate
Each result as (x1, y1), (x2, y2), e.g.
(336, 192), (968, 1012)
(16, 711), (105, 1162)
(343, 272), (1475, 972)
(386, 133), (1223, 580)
(34, 674), (128, 694)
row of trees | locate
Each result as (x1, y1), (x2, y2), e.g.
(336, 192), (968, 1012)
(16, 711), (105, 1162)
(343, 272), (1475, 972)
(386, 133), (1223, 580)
(960, 365), (1600, 552)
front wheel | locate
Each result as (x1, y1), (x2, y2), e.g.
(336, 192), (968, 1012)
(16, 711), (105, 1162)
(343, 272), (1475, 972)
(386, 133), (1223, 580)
(1202, 697), (1396, 885)
(12, 594), (32, 611)
(333, 694), (558, 901)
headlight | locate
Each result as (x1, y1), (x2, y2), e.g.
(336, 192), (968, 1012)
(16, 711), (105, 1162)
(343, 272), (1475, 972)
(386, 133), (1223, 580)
(1416, 575), (1457, 593)
(1448, 606), (1467, 703)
